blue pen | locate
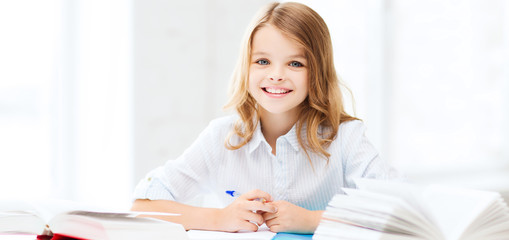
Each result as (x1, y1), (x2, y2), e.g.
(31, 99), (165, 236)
(226, 190), (240, 197)
(226, 190), (268, 203)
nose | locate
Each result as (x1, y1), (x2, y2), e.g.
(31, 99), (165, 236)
(269, 66), (284, 81)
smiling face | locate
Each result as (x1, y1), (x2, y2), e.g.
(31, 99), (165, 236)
(248, 24), (309, 119)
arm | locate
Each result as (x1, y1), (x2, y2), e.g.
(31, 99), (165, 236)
(341, 121), (401, 188)
(131, 189), (277, 232)
(131, 199), (221, 231)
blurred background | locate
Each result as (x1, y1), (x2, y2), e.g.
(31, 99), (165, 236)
(1, 0), (508, 209)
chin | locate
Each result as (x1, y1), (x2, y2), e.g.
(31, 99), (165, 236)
(259, 105), (300, 115)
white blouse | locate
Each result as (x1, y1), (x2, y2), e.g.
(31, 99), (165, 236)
(133, 115), (400, 210)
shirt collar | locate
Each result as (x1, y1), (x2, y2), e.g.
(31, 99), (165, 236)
(247, 121), (302, 154)
(247, 122), (264, 154)
(283, 123), (301, 152)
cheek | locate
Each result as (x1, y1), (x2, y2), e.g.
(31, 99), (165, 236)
(302, 79), (309, 94)
(294, 72), (309, 94)
(248, 68), (263, 91)
(247, 75), (256, 94)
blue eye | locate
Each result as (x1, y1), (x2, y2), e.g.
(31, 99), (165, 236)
(256, 59), (269, 65)
(289, 61), (303, 67)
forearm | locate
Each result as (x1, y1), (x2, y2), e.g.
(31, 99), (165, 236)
(308, 210), (324, 233)
(131, 199), (220, 231)
(132, 190), (277, 233)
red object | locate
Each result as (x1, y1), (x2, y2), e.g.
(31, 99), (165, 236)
(37, 234), (88, 240)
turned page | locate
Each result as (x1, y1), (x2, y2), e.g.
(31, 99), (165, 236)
(421, 185), (502, 240)
(354, 179), (437, 224)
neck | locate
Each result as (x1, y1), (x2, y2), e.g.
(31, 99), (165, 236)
(259, 108), (299, 147)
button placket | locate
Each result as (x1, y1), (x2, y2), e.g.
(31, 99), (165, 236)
(273, 138), (288, 201)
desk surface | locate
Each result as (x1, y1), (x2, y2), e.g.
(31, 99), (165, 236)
(273, 233), (313, 239)
(0, 232), (313, 240)
(187, 224), (313, 239)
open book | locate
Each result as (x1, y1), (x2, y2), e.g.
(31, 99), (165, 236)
(0, 199), (188, 240)
(314, 179), (509, 240)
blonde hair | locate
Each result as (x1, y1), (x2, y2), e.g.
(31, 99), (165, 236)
(224, 2), (357, 161)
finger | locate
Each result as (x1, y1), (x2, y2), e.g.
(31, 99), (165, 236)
(242, 210), (264, 226)
(266, 217), (280, 228)
(262, 211), (277, 221)
(264, 217), (277, 226)
(238, 221), (259, 232)
(268, 223), (283, 233)
(246, 201), (277, 213)
(242, 189), (273, 202)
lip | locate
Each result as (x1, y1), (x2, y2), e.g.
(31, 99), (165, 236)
(261, 86), (293, 98)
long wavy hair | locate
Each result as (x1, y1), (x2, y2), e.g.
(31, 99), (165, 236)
(224, 2), (357, 161)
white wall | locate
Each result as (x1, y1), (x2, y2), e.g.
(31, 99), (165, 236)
(132, 0), (272, 184)
(132, 0), (509, 196)
(385, 0), (509, 189)
(0, 0), (133, 209)
(2, 0), (508, 208)
(295, 0), (509, 195)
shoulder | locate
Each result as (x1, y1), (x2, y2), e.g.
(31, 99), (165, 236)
(317, 120), (366, 143)
(202, 114), (238, 137)
(338, 119), (366, 137)
(327, 119), (367, 149)
(207, 114), (238, 129)
(186, 115), (238, 153)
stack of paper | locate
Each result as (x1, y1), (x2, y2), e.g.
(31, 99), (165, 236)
(314, 179), (509, 240)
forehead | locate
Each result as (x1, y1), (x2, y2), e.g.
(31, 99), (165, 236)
(251, 24), (305, 58)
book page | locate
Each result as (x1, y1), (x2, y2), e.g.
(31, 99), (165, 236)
(341, 188), (441, 239)
(0, 199), (48, 235)
(354, 178), (437, 224)
(0, 236), (36, 240)
(0, 199), (39, 214)
(67, 210), (180, 218)
(0, 198), (179, 225)
(31, 199), (109, 223)
(421, 185), (501, 240)
(48, 211), (188, 240)
(323, 180), (509, 240)
(315, 218), (421, 240)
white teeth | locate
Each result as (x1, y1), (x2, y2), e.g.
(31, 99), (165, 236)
(266, 88), (288, 94)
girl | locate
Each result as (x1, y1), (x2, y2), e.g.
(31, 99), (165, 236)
(131, 1), (399, 234)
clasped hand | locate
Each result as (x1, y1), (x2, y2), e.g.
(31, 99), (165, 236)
(215, 189), (321, 234)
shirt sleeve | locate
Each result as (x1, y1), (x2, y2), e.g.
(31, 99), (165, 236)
(132, 119), (223, 202)
(340, 120), (402, 188)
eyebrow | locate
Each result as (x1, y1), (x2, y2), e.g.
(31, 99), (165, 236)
(252, 51), (306, 60)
